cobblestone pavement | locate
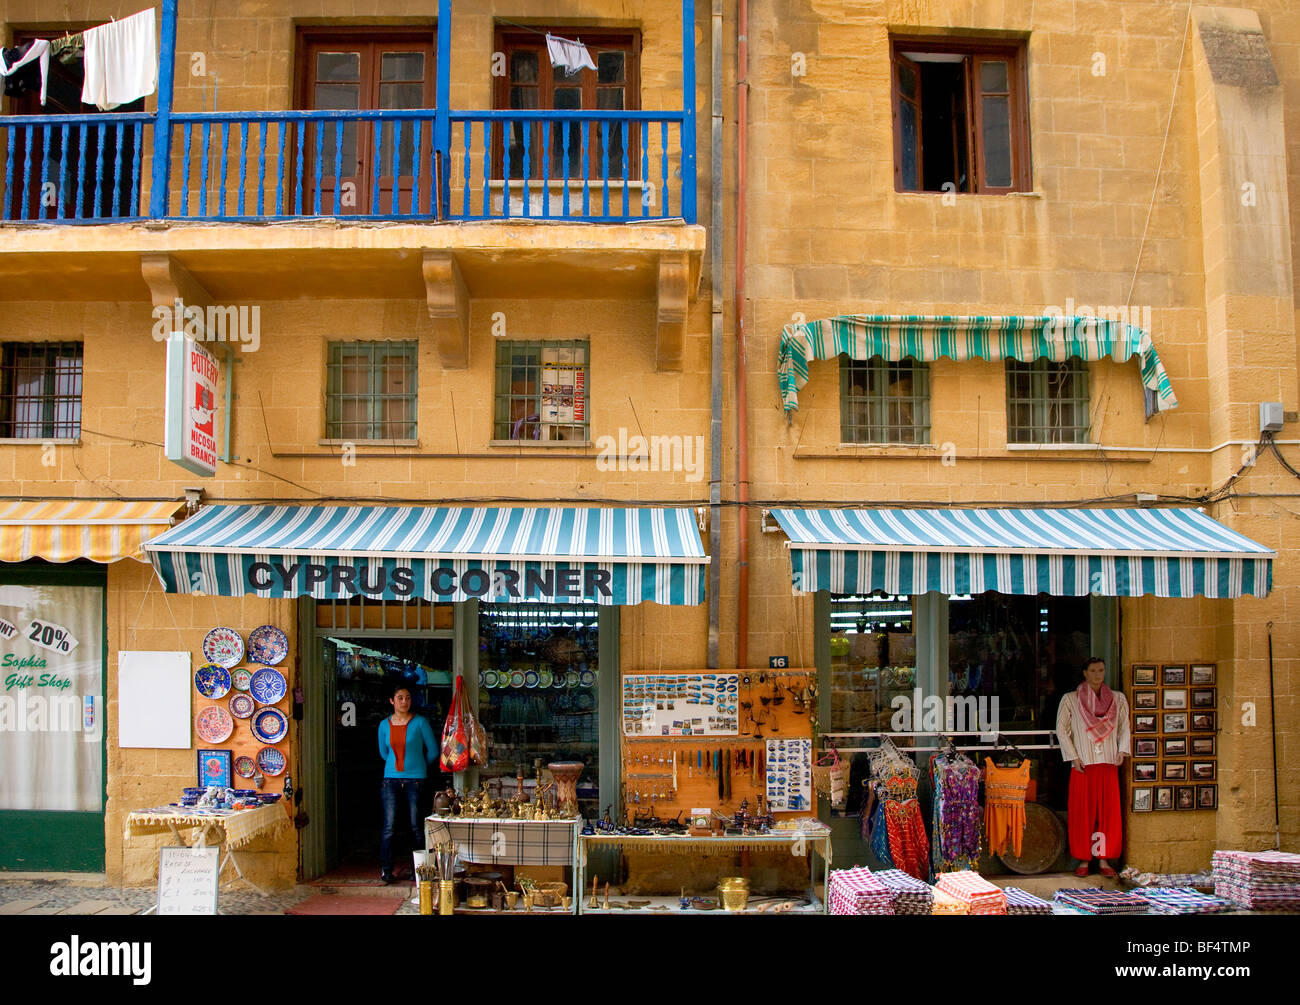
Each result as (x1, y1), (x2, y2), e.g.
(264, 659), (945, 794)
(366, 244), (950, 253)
(0, 878), (420, 915)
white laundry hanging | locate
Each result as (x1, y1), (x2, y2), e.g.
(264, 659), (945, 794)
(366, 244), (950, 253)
(545, 33), (597, 77)
(82, 8), (157, 111)
(0, 38), (51, 105)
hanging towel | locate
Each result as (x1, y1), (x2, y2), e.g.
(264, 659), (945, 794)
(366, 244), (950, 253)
(0, 38), (51, 105)
(82, 8), (157, 111)
(545, 33), (597, 77)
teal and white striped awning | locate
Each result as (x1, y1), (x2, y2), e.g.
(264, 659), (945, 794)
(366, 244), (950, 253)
(778, 314), (1178, 412)
(772, 508), (1272, 599)
(144, 505), (707, 606)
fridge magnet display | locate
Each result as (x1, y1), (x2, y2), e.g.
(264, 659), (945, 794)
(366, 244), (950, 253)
(197, 749), (232, 788)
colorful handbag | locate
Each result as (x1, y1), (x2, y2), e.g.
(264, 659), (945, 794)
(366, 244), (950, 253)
(439, 675), (471, 772)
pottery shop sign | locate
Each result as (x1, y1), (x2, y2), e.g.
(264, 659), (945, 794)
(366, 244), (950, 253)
(164, 333), (219, 478)
(243, 561), (614, 600)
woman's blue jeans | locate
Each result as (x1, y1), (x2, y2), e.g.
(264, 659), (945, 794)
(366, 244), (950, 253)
(380, 777), (425, 873)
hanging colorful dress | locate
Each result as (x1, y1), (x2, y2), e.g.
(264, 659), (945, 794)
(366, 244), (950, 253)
(879, 766), (929, 881)
(930, 753), (981, 874)
(984, 757), (1031, 858)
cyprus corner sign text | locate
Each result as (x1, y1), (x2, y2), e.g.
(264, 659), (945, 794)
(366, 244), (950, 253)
(164, 333), (218, 477)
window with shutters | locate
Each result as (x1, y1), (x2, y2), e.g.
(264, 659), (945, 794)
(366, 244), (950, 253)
(325, 341), (418, 441)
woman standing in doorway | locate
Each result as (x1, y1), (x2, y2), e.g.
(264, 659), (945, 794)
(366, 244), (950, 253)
(377, 684), (438, 884)
(1056, 656), (1130, 878)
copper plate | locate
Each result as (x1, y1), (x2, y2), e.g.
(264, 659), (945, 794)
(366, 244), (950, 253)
(997, 802), (1067, 875)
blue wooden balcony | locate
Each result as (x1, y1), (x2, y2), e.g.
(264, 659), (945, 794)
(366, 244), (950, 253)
(0, 0), (697, 226)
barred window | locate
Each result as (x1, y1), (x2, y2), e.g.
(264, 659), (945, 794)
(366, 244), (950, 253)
(1006, 358), (1090, 444)
(494, 341), (589, 442)
(0, 342), (83, 439)
(840, 356), (930, 444)
(325, 341), (418, 440)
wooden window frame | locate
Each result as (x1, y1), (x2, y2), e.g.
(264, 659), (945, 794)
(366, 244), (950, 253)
(889, 36), (1031, 195)
(839, 356), (931, 444)
(1005, 358), (1090, 445)
(325, 340), (419, 441)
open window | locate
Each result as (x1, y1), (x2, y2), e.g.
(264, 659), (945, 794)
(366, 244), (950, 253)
(891, 37), (1030, 195)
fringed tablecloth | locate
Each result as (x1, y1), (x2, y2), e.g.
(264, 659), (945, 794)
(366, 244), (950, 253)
(125, 804), (289, 850)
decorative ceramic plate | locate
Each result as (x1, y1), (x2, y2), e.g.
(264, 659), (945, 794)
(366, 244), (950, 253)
(246, 624), (289, 666)
(233, 755), (256, 779)
(509, 670), (525, 689)
(252, 707), (289, 744)
(202, 627), (244, 669)
(256, 746), (286, 776)
(249, 666), (288, 705)
(524, 669), (539, 688)
(194, 663), (232, 699)
(566, 670), (580, 687)
(482, 670), (499, 688)
(228, 693), (255, 719)
(231, 667), (253, 692)
(195, 705), (234, 744)
(576, 692), (594, 711)
(538, 669), (553, 688)
(579, 669), (596, 687)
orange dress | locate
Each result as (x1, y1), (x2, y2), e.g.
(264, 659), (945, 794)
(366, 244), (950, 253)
(983, 757), (1031, 858)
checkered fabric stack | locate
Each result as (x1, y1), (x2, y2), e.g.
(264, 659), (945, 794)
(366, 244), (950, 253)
(1052, 888), (1149, 915)
(874, 869), (934, 915)
(931, 887), (971, 915)
(935, 870), (1007, 915)
(1130, 887), (1232, 915)
(1002, 886), (1053, 916)
(1212, 850), (1300, 912)
(829, 866), (894, 915)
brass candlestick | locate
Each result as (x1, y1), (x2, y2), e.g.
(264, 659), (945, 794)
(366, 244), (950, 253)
(589, 874), (599, 909)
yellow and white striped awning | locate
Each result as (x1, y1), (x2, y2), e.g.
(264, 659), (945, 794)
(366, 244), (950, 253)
(0, 500), (185, 564)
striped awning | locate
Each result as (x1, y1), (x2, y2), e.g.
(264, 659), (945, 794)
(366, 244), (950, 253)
(0, 499), (184, 564)
(778, 314), (1178, 413)
(772, 508), (1273, 599)
(144, 505), (707, 606)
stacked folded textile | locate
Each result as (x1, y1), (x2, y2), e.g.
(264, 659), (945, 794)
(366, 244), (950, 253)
(936, 870), (1007, 915)
(829, 866), (893, 915)
(1052, 888), (1149, 915)
(1212, 850), (1300, 911)
(874, 869), (934, 915)
(931, 887), (970, 915)
(1119, 866), (1215, 890)
(1002, 886), (1053, 915)
(1131, 887), (1231, 915)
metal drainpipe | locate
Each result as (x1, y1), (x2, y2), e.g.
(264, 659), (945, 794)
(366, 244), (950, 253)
(708, 0), (724, 669)
(735, 0), (750, 669)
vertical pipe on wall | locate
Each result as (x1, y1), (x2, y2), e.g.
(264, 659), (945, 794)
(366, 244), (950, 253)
(708, 0), (723, 668)
(735, 0), (750, 669)
(149, 0), (180, 218)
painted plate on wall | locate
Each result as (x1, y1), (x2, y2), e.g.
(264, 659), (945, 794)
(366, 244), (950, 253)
(195, 706), (234, 744)
(230, 667), (253, 692)
(228, 693), (255, 719)
(579, 669), (596, 687)
(566, 670), (579, 688)
(233, 755), (257, 779)
(202, 627), (244, 669)
(509, 670), (525, 689)
(256, 746), (286, 777)
(249, 667), (288, 705)
(246, 625), (289, 666)
(538, 669), (553, 688)
(576, 692), (595, 712)
(251, 707), (289, 744)
(524, 670), (539, 689)
(482, 670), (499, 688)
(194, 663), (232, 700)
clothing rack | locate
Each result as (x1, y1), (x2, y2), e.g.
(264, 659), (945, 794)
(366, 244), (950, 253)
(821, 729), (1059, 755)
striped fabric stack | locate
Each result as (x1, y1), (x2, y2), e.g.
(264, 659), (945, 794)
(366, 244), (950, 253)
(1131, 887), (1232, 915)
(931, 887), (970, 915)
(1003, 886), (1054, 916)
(1053, 888), (1149, 915)
(874, 869), (934, 915)
(936, 870), (1007, 915)
(1212, 850), (1300, 911)
(829, 867), (893, 915)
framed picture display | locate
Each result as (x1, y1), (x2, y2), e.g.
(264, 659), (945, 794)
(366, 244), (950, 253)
(1191, 688), (1216, 709)
(1191, 735), (1216, 756)
(1135, 738), (1158, 758)
(1134, 714), (1158, 733)
(1132, 664), (1158, 686)
(1134, 690), (1158, 710)
(197, 748), (232, 789)
(1133, 761), (1158, 783)
(1163, 761), (1187, 781)
(1154, 786), (1173, 811)
(1197, 785), (1217, 809)
(1162, 712), (1187, 733)
(1162, 665), (1187, 685)
(1191, 760), (1216, 781)
(1162, 688), (1187, 710)
(1132, 788), (1153, 812)
(1176, 786), (1196, 810)
(1191, 712), (1216, 732)
(1189, 664), (1216, 685)
(1163, 737), (1187, 757)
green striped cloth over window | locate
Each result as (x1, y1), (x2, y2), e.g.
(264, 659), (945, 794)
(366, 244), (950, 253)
(778, 314), (1178, 413)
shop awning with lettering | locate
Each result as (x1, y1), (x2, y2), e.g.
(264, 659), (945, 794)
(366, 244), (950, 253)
(0, 499), (185, 564)
(143, 504), (708, 605)
(771, 507), (1272, 599)
(778, 314), (1179, 413)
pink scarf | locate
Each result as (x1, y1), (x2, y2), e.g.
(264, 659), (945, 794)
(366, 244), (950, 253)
(1075, 682), (1118, 744)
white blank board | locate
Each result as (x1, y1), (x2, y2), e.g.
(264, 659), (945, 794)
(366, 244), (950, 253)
(118, 651), (191, 748)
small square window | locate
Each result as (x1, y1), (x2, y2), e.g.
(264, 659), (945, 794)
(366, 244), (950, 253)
(325, 341), (417, 440)
(0, 342), (83, 439)
(840, 357), (930, 444)
(494, 341), (589, 442)
(1005, 358), (1090, 444)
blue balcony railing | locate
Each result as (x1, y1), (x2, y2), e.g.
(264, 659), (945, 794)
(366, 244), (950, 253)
(0, 0), (697, 226)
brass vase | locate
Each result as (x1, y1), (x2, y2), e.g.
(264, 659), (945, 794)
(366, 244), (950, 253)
(438, 879), (456, 915)
(419, 880), (434, 915)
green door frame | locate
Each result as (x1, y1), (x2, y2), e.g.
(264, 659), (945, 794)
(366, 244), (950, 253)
(0, 560), (107, 873)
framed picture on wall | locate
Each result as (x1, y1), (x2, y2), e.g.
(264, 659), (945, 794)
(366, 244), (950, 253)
(1191, 736), (1216, 756)
(1162, 689), (1188, 710)
(1132, 788), (1153, 812)
(1191, 760), (1216, 781)
(1133, 761), (1158, 782)
(197, 749), (232, 789)
(1176, 786), (1196, 810)
(1198, 785), (1218, 810)
(1163, 713), (1187, 733)
(1163, 737), (1187, 757)
(1154, 786), (1173, 811)
(1191, 712), (1216, 732)
(1162, 665), (1187, 685)
(1190, 664), (1216, 685)
(1163, 761), (1187, 781)
(1135, 738), (1158, 758)
(1135, 714), (1158, 733)
(1133, 665), (1158, 686)
(1134, 690), (1158, 710)
(1191, 688), (1216, 709)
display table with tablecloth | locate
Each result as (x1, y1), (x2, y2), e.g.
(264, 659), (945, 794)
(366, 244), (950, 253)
(125, 804), (289, 898)
(425, 815), (583, 913)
